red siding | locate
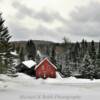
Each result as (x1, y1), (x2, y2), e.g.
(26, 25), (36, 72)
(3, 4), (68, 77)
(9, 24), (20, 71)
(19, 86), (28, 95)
(36, 59), (56, 79)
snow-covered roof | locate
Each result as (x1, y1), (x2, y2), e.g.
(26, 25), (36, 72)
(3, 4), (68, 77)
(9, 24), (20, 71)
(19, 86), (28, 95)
(22, 60), (36, 68)
(10, 51), (18, 56)
(35, 57), (57, 70)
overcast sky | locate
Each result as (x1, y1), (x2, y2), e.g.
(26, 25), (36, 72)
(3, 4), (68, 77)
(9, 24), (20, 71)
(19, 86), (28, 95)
(0, 0), (100, 42)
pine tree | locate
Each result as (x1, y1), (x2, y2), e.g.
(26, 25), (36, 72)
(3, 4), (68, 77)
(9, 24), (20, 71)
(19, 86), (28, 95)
(19, 47), (24, 62)
(81, 39), (88, 58)
(95, 41), (100, 78)
(45, 45), (50, 56)
(26, 40), (36, 60)
(62, 62), (72, 77)
(50, 45), (56, 65)
(6, 54), (17, 77)
(97, 41), (100, 60)
(0, 13), (14, 74)
(89, 40), (96, 60)
(73, 42), (81, 70)
(80, 52), (95, 80)
(74, 42), (80, 59)
(16, 44), (20, 54)
(11, 43), (16, 52)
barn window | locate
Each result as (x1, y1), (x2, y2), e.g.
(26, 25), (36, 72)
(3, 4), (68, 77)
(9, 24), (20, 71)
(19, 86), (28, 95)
(51, 72), (53, 75)
(44, 73), (46, 78)
(42, 65), (44, 70)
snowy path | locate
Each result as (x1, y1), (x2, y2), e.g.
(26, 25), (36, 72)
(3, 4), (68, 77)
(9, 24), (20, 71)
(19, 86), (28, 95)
(0, 83), (100, 100)
(0, 74), (100, 100)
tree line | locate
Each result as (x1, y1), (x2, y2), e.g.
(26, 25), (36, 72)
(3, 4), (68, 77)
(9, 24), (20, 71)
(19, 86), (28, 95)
(53, 39), (100, 79)
(0, 13), (100, 79)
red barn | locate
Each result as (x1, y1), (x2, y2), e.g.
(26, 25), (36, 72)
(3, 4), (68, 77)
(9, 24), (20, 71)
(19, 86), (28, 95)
(35, 58), (57, 79)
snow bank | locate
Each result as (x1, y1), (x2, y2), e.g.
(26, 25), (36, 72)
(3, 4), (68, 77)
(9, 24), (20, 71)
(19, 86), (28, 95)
(17, 73), (33, 80)
(0, 73), (43, 89)
(13, 73), (45, 86)
(1, 73), (100, 88)
(45, 76), (100, 84)
(56, 72), (62, 79)
(0, 74), (12, 82)
(0, 74), (18, 89)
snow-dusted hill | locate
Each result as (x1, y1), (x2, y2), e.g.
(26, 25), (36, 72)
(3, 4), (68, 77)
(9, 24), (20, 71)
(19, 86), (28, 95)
(0, 73), (100, 100)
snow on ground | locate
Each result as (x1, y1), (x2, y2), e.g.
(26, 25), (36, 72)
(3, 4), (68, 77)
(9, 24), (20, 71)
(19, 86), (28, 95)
(56, 72), (62, 79)
(0, 73), (100, 100)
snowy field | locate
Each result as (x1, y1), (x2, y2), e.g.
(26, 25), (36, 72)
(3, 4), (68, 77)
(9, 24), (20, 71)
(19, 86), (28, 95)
(0, 73), (100, 100)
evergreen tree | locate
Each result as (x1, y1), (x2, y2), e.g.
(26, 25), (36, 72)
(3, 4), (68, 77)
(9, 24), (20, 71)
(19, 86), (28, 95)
(50, 45), (56, 65)
(97, 41), (100, 60)
(0, 13), (14, 74)
(81, 39), (88, 58)
(6, 53), (17, 77)
(89, 40), (96, 60)
(45, 45), (50, 56)
(16, 44), (20, 54)
(19, 47), (24, 62)
(73, 42), (81, 70)
(80, 52), (95, 80)
(57, 64), (62, 73)
(74, 42), (80, 59)
(95, 41), (100, 78)
(26, 40), (36, 60)
(62, 62), (72, 77)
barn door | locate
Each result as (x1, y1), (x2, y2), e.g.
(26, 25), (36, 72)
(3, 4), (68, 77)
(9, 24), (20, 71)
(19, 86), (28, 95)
(43, 71), (47, 79)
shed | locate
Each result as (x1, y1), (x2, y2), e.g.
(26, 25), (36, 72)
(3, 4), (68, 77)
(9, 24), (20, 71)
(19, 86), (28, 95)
(35, 58), (57, 79)
(16, 60), (36, 76)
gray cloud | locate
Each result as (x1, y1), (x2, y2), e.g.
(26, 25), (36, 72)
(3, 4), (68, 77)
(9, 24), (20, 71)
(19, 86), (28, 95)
(12, 1), (65, 23)
(70, 2), (100, 22)
(33, 10), (65, 23)
(9, 1), (66, 42)
(9, 21), (62, 42)
(12, 1), (35, 19)
(66, 1), (100, 38)
(10, 1), (100, 42)
(9, 22), (32, 40)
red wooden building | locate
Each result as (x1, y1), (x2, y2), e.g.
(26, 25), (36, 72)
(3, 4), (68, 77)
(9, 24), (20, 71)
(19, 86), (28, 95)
(35, 58), (57, 79)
